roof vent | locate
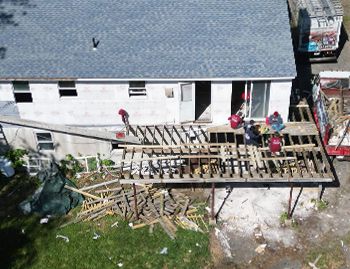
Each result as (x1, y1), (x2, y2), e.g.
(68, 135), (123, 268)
(92, 37), (100, 50)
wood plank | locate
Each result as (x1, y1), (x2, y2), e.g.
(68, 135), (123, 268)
(119, 176), (334, 184)
(315, 135), (332, 174)
(64, 185), (100, 200)
(280, 137), (293, 178)
(297, 136), (312, 177)
(122, 154), (296, 164)
(0, 115), (141, 144)
(258, 144), (316, 151)
(307, 135), (323, 176)
(288, 134), (303, 178)
(79, 179), (120, 191)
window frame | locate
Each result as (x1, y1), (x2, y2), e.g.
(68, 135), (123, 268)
(12, 81), (33, 103)
(128, 81), (147, 98)
(58, 81), (78, 97)
(35, 132), (55, 151)
(245, 80), (271, 120)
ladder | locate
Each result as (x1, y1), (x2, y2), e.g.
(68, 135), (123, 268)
(0, 124), (10, 154)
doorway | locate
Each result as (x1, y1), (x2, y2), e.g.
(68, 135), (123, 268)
(231, 81), (245, 115)
(195, 81), (211, 122)
(179, 83), (194, 123)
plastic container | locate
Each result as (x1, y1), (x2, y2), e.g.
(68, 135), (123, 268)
(0, 156), (15, 177)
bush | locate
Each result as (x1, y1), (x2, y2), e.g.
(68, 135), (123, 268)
(4, 148), (28, 169)
(101, 159), (115, 166)
(59, 154), (83, 177)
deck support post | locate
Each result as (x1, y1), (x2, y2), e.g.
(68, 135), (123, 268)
(318, 184), (324, 200)
(287, 185), (294, 219)
(210, 182), (216, 224)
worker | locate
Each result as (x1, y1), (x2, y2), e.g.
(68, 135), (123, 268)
(268, 111), (285, 132)
(241, 90), (250, 101)
(244, 121), (260, 146)
(228, 112), (243, 129)
(118, 108), (129, 128)
(239, 90), (250, 117)
(118, 108), (129, 134)
(269, 132), (282, 153)
(245, 119), (255, 130)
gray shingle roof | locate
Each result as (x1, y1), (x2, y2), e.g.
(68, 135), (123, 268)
(0, 0), (296, 79)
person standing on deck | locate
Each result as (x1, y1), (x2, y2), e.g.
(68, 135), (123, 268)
(228, 112), (244, 129)
(269, 132), (282, 153)
(244, 121), (260, 146)
(268, 111), (285, 132)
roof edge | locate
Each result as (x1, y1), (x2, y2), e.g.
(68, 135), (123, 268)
(0, 76), (296, 82)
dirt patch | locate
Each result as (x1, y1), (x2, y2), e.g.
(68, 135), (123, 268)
(209, 231), (236, 268)
(212, 159), (350, 268)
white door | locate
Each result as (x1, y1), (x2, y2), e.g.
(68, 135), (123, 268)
(179, 83), (195, 123)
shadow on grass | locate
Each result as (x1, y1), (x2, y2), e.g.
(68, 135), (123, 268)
(0, 226), (36, 269)
(0, 172), (52, 269)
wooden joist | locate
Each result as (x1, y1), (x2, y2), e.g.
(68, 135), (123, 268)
(0, 115), (141, 144)
(119, 176), (334, 184)
(118, 116), (334, 184)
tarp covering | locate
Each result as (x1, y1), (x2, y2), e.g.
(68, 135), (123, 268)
(19, 163), (83, 216)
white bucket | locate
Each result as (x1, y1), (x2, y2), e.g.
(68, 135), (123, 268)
(0, 156), (15, 177)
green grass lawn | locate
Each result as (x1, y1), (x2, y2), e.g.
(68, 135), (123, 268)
(0, 174), (211, 269)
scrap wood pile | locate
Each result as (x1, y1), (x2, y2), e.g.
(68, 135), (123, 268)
(321, 89), (350, 146)
(329, 117), (350, 146)
(67, 183), (208, 239)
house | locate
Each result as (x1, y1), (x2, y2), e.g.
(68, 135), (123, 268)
(0, 0), (296, 160)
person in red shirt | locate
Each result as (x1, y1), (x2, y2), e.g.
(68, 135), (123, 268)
(241, 91), (250, 101)
(118, 109), (129, 125)
(228, 113), (243, 129)
(269, 133), (282, 153)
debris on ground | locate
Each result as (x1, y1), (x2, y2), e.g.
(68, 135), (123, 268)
(308, 254), (322, 269)
(93, 232), (100, 240)
(159, 247), (168, 255)
(111, 221), (118, 228)
(67, 180), (208, 239)
(40, 216), (50, 224)
(255, 244), (267, 254)
(56, 234), (69, 243)
(214, 227), (232, 258)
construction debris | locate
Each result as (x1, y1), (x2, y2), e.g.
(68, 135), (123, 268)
(312, 72), (350, 157)
(92, 232), (101, 240)
(159, 247), (168, 255)
(308, 254), (322, 269)
(255, 244), (267, 254)
(56, 234), (69, 243)
(68, 182), (208, 239)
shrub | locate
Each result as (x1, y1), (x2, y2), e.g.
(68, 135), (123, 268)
(4, 148), (28, 169)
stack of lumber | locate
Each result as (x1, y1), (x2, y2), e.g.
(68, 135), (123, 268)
(66, 183), (207, 239)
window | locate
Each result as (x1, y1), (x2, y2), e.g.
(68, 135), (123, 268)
(36, 132), (54, 150)
(58, 81), (77, 97)
(12, 81), (33, 103)
(128, 81), (146, 97)
(246, 81), (270, 119)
